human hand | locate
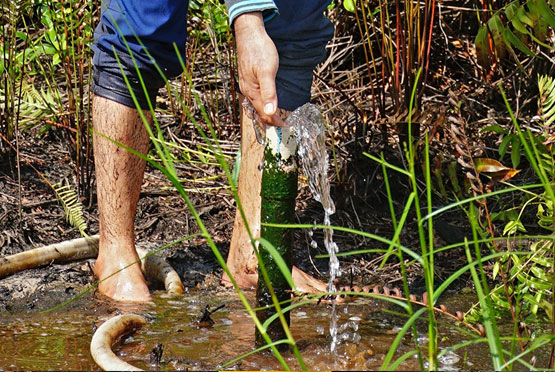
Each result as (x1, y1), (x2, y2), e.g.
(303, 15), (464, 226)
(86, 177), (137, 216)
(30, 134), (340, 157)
(234, 12), (287, 127)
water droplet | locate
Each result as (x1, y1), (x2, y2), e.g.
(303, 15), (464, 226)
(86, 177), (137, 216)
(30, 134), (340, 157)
(439, 350), (461, 366)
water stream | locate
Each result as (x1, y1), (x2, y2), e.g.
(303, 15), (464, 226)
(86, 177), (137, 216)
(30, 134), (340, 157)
(288, 103), (341, 352)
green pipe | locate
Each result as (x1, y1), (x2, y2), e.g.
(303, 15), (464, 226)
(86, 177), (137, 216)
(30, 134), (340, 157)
(255, 126), (297, 350)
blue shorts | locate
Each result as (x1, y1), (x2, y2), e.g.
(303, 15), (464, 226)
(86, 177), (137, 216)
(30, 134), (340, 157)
(91, 0), (333, 111)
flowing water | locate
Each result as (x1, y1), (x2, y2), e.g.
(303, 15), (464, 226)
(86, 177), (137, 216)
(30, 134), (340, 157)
(288, 103), (341, 352)
(0, 290), (507, 371)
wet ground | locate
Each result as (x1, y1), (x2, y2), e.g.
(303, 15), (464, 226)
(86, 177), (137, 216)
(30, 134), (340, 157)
(0, 289), (511, 371)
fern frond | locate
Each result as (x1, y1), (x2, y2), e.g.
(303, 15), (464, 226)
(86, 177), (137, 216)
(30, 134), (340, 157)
(52, 181), (88, 237)
(538, 74), (555, 127)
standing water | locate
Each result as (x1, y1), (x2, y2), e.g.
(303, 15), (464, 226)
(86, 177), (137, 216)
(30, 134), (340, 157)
(287, 103), (341, 352)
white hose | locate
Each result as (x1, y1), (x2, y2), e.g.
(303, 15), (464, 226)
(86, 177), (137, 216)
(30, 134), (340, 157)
(0, 235), (99, 278)
(137, 248), (184, 295)
(0, 235), (184, 294)
(90, 314), (147, 371)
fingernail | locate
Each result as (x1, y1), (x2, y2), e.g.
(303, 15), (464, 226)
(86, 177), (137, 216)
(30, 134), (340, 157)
(264, 103), (274, 115)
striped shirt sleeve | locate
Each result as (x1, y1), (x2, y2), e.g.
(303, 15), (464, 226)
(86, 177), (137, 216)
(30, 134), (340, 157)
(225, 0), (278, 25)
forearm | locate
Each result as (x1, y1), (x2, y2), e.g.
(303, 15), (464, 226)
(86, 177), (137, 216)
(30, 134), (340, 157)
(233, 11), (266, 47)
(225, 0), (285, 126)
(224, 0), (277, 26)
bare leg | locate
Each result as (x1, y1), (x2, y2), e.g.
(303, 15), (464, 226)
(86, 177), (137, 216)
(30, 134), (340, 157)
(92, 95), (151, 302)
(222, 104), (330, 294)
(222, 106), (261, 289)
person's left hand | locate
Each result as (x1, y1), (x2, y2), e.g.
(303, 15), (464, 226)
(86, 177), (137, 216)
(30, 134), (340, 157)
(234, 12), (287, 127)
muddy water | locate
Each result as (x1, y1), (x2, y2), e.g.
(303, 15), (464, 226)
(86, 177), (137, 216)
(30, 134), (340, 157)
(0, 290), (526, 371)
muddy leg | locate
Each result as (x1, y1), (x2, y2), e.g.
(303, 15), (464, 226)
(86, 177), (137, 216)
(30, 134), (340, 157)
(222, 105), (261, 289)
(222, 104), (330, 294)
(92, 95), (151, 302)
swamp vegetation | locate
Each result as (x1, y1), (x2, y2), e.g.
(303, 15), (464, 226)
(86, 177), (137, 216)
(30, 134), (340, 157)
(3, 0), (555, 370)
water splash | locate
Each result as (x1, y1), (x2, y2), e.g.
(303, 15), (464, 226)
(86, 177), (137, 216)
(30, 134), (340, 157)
(287, 103), (341, 352)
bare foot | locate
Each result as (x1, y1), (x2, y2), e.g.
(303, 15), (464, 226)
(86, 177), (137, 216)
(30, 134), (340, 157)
(292, 266), (328, 293)
(222, 263), (331, 295)
(94, 244), (152, 303)
(221, 269), (258, 289)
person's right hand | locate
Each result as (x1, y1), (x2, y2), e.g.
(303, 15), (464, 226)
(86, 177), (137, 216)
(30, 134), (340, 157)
(234, 12), (287, 127)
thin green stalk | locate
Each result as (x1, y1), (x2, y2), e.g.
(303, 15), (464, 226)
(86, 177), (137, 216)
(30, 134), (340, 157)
(379, 191), (415, 266)
(380, 151), (424, 369)
(424, 183), (545, 222)
(467, 203), (504, 369)
(381, 153), (398, 229)
(424, 133), (434, 288)
(266, 222), (422, 263)
(405, 67), (437, 369)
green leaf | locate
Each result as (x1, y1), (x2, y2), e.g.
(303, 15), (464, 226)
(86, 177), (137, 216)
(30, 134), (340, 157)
(503, 28), (535, 56)
(499, 134), (512, 157)
(481, 124), (507, 134)
(533, 0), (555, 28)
(257, 238), (295, 290)
(506, 2), (531, 35)
(517, 272), (551, 290)
(510, 135), (521, 168)
(474, 157), (510, 173)
(538, 75), (555, 126)
(488, 14), (507, 59)
(523, 292), (541, 314)
(527, 0), (549, 41)
(530, 254), (551, 267)
(52, 53), (61, 65)
(516, 5), (534, 27)
(475, 24), (491, 70)
(503, 220), (526, 235)
(52, 181), (88, 237)
(493, 261), (500, 279)
(231, 147), (241, 188)
(343, 0), (356, 12)
(531, 265), (550, 281)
